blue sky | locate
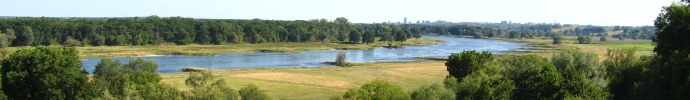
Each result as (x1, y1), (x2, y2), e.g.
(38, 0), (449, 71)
(0, 0), (678, 26)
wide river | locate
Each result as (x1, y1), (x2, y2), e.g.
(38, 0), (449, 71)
(82, 36), (528, 73)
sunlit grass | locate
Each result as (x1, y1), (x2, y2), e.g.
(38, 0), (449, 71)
(160, 61), (448, 99)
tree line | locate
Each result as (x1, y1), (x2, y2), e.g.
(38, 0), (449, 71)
(0, 16), (430, 48)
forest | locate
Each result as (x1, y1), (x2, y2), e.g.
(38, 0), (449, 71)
(0, 15), (573, 48)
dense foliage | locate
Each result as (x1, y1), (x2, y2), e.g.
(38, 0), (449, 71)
(445, 50), (493, 81)
(1, 47), (93, 99)
(0, 16), (428, 46)
(334, 80), (411, 100)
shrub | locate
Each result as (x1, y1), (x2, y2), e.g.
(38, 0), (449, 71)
(335, 51), (347, 67)
(63, 36), (82, 47)
(239, 84), (270, 100)
(411, 84), (455, 100)
(336, 80), (410, 100)
(553, 36), (563, 44)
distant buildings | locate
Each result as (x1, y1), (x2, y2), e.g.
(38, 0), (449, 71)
(404, 17), (407, 24)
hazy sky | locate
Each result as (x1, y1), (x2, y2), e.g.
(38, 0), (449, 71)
(0, 0), (678, 26)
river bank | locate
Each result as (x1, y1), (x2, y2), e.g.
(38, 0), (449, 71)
(2, 38), (442, 58)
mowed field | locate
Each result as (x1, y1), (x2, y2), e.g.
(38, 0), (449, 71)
(160, 61), (448, 99)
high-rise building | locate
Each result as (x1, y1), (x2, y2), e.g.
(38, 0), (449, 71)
(404, 17), (407, 24)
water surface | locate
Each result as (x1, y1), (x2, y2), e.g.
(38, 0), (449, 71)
(82, 36), (527, 73)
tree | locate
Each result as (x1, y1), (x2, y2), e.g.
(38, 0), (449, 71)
(337, 80), (411, 100)
(393, 27), (408, 42)
(499, 55), (562, 99)
(412, 27), (423, 38)
(600, 36), (607, 41)
(91, 58), (171, 99)
(449, 65), (515, 100)
(239, 84), (270, 100)
(0, 34), (10, 48)
(508, 31), (520, 38)
(551, 49), (607, 87)
(411, 84), (455, 100)
(637, 2), (690, 98)
(15, 26), (34, 46)
(604, 48), (649, 100)
(445, 50), (493, 80)
(553, 36), (563, 44)
(362, 30), (375, 44)
(348, 30), (361, 43)
(1, 47), (93, 99)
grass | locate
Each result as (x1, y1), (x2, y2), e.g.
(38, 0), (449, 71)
(160, 61), (448, 100)
(496, 36), (655, 61)
(2, 38), (441, 58)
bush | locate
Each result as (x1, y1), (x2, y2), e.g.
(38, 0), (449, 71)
(335, 51), (347, 67)
(411, 84), (455, 100)
(577, 36), (592, 44)
(553, 36), (563, 44)
(239, 84), (270, 100)
(63, 36), (82, 47)
(600, 36), (607, 41)
(336, 80), (410, 100)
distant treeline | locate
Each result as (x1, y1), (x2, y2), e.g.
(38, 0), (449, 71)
(0, 16), (577, 48)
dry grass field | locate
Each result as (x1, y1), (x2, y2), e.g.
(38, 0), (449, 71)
(159, 61), (448, 99)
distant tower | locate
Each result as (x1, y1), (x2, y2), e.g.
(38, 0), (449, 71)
(404, 17), (407, 24)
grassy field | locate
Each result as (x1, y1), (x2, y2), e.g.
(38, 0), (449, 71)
(2, 38), (441, 58)
(160, 61), (448, 100)
(500, 36), (654, 61)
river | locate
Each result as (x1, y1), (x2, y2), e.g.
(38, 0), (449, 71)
(81, 36), (528, 73)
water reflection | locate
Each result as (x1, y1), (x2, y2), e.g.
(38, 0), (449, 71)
(82, 36), (526, 73)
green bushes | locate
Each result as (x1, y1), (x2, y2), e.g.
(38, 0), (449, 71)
(239, 84), (271, 100)
(333, 80), (410, 100)
(411, 84), (455, 100)
(185, 71), (240, 100)
(551, 49), (607, 87)
(577, 36), (592, 44)
(553, 36), (564, 44)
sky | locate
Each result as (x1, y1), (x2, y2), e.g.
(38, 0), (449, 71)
(0, 0), (679, 26)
